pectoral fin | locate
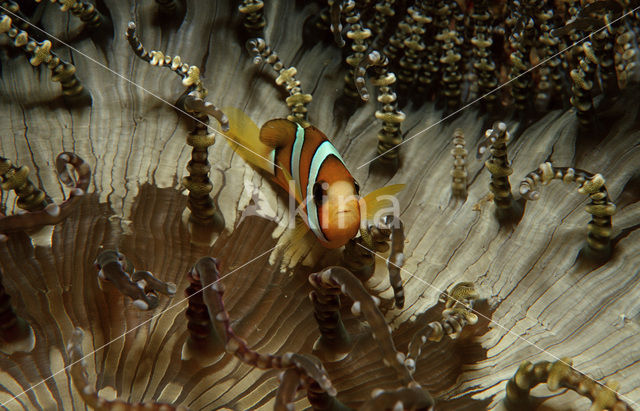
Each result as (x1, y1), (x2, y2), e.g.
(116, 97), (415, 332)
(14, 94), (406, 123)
(361, 184), (406, 221)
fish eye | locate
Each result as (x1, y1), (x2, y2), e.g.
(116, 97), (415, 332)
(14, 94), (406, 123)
(354, 181), (360, 195)
(312, 181), (327, 205)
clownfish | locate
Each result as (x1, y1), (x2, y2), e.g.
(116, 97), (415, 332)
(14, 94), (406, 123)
(222, 107), (404, 249)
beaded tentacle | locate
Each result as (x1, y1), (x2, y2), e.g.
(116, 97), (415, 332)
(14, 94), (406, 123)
(0, 152), (91, 241)
(451, 128), (468, 200)
(481, 122), (524, 223)
(395, 3), (431, 97)
(182, 260), (226, 362)
(342, 1), (373, 100)
(519, 162), (617, 259)
(507, 1), (536, 115)
(246, 37), (313, 126)
(436, 2), (464, 113)
(126, 22), (227, 239)
(0, 14), (87, 102)
(570, 42), (599, 128)
(354, 50), (406, 169)
(328, 0), (346, 47)
(193, 257), (337, 397)
(309, 267), (418, 387)
(405, 282), (479, 373)
(0, 155), (51, 213)
(534, 8), (563, 111)
(238, 0), (266, 38)
(67, 328), (190, 411)
(34, 0), (108, 30)
(504, 358), (633, 411)
(94, 250), (175, 310)
(470, 0), (498, 111)
(125, 22), (208, 99)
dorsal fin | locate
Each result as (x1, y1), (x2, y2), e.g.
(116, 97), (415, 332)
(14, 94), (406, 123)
(260, 119), (297, 147)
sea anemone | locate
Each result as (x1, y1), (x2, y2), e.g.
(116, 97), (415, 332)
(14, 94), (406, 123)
(0, 1), (639, 410)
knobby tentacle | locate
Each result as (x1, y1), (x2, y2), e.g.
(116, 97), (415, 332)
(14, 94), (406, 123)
(0, 13), (89, 103)
(406, 282), (479, 373)
(246, 37), (313, 126)
(94, 250), (175, 310)
(35, 0), (108, 31)
(451, 128), (468, 200)
(193, 257), (337, 397)
(504, 357), (633, 411)
(182, 260), (226, 362)
(481, 122), (524, 224)
(309, 266), (416, 387)
(0, 152), (90, 241)
(519, 162), (617, 260)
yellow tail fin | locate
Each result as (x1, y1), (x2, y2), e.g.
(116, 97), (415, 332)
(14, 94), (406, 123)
(221, 107), (275, 174)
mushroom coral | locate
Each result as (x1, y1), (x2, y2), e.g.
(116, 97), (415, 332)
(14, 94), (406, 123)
(0, 1), (639, 410)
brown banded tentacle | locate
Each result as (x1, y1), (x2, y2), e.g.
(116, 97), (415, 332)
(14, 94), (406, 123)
(383, 214), (405, 309)
(0, 267), (35, 354)
(0, 155), (50, 213)
(0, 13), (88, 102)
(183, 262), (225, 361)
(614, 26), (640, 90)
(194, 257), (336, 397)
(570, 43), (599, 129)
(436, 0), (464, 113)
(504, 357), (633, 411)
(356, 50), (405, 169)
(0, 152), (90, 240)
(238, 0), (266, 38)
(360, 382), (434, 411)
(470, 0), (498, 111)
(451, 128), (468, 200)
(309, 280), (352, 361)
(125, 22), (207, 97)
(94, 250), (160, 310)
(34, 0), (108, 30)
(328, 0), (346, 47)
(405, 282), (479, 374)
(519, 163), (617, 259)
(274, 368), (302, 411)
(130, 270), (177, 296)
(394, 3), (431, 98)
(126, 22), (226, 238)
(67, 328), (190, 411)
(246, 37), (312, 126)
(309, 267), (418, 387)
(342, 1), (373, 100)
(482, 122), (524, 224)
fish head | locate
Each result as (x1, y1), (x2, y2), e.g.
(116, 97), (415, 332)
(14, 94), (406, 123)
(314, 179), (361, 248)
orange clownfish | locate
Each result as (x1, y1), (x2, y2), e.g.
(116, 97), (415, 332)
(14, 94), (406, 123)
(222, 107), (404, 249)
